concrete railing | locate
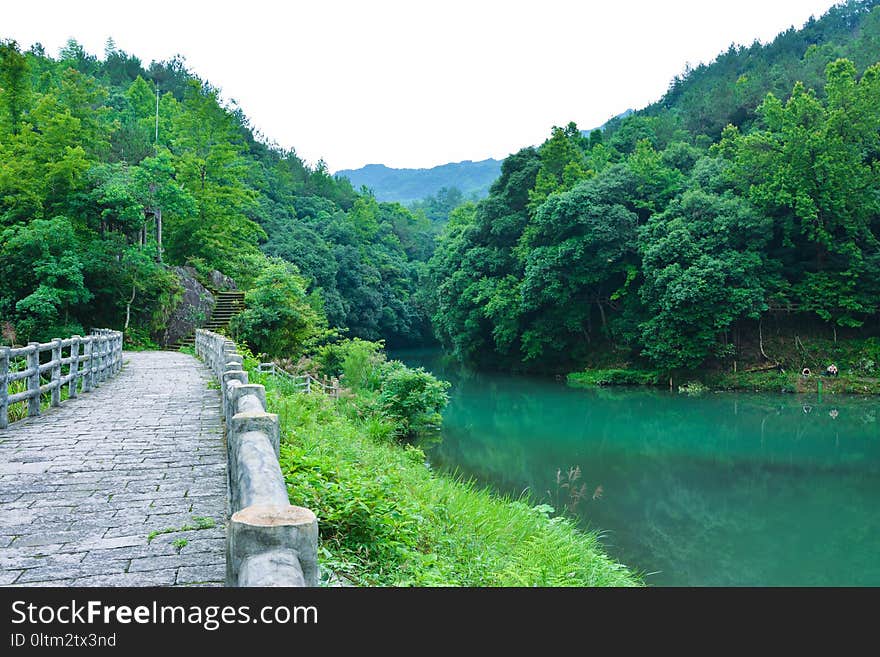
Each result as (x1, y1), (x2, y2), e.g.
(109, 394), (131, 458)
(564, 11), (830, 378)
(195, 329), (318, 587)
(256, 362), (340, 399)
(0, 329), (123, 430)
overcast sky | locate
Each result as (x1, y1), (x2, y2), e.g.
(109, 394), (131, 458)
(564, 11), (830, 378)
(2, 0), (840, 172)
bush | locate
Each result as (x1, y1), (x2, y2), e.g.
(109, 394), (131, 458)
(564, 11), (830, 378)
(678, 381), (708, 395)
(124, 327), (158, 350)
(229, 259), (326, 359)
(377, 360), (450, 438)
(313, 338), (386, 391)
(567, 368), (663, 387)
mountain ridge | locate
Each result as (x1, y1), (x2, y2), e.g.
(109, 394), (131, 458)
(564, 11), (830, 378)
(335, 157), (503, 204)
(336, 109), (635, 204)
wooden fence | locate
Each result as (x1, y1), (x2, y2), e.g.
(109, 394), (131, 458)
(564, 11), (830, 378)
(0, 329), (123, 429)
(256, 362), (340, 399)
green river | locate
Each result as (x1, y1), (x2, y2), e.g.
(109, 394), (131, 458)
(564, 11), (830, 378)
(397, 349), (880, 586)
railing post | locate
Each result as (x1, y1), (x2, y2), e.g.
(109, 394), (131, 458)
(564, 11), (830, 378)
(50, 338), (62, 407)
(26, 342), (40, 417)
(229, 506), (319, 587)
(92, 336), (100, 386)
(99, 337), (107, 383)
(69, 336), (80, 399)
(0, 346), (9, 429)
(83, 338), (93, 393)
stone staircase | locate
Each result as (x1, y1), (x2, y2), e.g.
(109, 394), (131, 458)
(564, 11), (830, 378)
(169, 291), (245, 350)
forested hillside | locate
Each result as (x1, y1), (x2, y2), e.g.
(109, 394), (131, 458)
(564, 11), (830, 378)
(428, 0), (880, 373)
(335, 159), (501, 204)
(3, 0), (879, 375)
(0, 39), (435, 350)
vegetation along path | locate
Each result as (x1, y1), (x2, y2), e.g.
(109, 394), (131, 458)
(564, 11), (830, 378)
(0, 351), (227, 586)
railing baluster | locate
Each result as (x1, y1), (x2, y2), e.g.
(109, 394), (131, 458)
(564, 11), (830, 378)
(98, 337), (105, 383)
(83, 337), (93, 393)
(26, 343), (40, 417)
(69, 336), (80, 398)
(50, 338), (62, 407)
(0, 346), (9, 429)
(101, 336), (108, 382)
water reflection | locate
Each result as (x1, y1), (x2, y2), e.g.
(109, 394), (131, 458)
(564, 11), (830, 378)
(397, 349), (880, 586)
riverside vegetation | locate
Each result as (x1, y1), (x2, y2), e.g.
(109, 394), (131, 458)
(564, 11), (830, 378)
(242, 340), (638, 586)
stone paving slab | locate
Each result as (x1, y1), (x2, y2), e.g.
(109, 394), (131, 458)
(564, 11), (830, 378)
(0, 351), (227, 587)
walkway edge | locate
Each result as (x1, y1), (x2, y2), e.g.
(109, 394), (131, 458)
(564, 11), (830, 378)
(195, 330), (318, 587)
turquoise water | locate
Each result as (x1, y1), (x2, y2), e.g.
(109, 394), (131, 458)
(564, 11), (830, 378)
(396, 349), (880, 586)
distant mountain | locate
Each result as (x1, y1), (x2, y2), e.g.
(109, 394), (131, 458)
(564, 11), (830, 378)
(337, 110), (633, 205)
(335, 159), (503, 204)
(581, 109), (633, 137)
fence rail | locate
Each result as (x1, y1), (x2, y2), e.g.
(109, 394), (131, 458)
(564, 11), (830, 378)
(256, 362), (340, 399)
(0, 329), (123, 430)
(195, 329), (318, 587)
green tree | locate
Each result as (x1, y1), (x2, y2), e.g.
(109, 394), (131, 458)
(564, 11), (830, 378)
(638, 189), (772, 370)
(527, 123), (590, 214)
(0, 40), (29, 135)
(229, 260), (326, 358)
(428, 149), (540, 365)
(719, 59), (880, 327)
(0, 217), (92, 340)
(518, 171), (640, 361)
(165, 80), (264, 279)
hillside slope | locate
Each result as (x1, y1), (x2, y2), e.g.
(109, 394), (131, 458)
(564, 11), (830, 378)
(426, 0), (880, 374)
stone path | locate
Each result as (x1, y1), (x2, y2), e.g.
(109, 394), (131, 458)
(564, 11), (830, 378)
(0, 351), (227, 587)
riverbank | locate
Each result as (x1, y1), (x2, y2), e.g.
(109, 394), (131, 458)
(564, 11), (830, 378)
(568, 368), (880, 395)
(567, 336), (880, 395)
(245, 357), (640, 587)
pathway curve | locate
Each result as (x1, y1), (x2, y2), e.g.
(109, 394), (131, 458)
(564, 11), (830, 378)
(0, 351), (227, 586)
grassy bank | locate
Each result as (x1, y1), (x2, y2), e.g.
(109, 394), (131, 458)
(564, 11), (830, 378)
(568, 368), (880, 395)
(567, 337), (880, 396)
(245, 362), (640, 587)
(567, 368), (663, 388)
(708, 371), (880, 394)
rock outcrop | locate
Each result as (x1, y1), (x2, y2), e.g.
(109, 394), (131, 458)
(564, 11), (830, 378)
(209, 269), (237, 291)
(160, 266), (215, 348)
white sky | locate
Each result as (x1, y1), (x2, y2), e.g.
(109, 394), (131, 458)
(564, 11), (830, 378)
(2, 0), (840, 172)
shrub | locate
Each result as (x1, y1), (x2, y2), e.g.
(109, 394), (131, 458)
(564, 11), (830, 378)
(567, 368), (663, 387)
(678, 381), (708, 395)
(229, 259), (326, 359)
(377, 360), (450, 438)
(313, 338), (386, 391)
(124, 327), (158, 350)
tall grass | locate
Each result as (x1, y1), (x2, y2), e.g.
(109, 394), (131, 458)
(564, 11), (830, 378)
(4, 354), (80, 425)
(261, 373), (640, 587)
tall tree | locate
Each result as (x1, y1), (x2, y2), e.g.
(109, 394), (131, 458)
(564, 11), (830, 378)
(0, 40), (29, 135)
